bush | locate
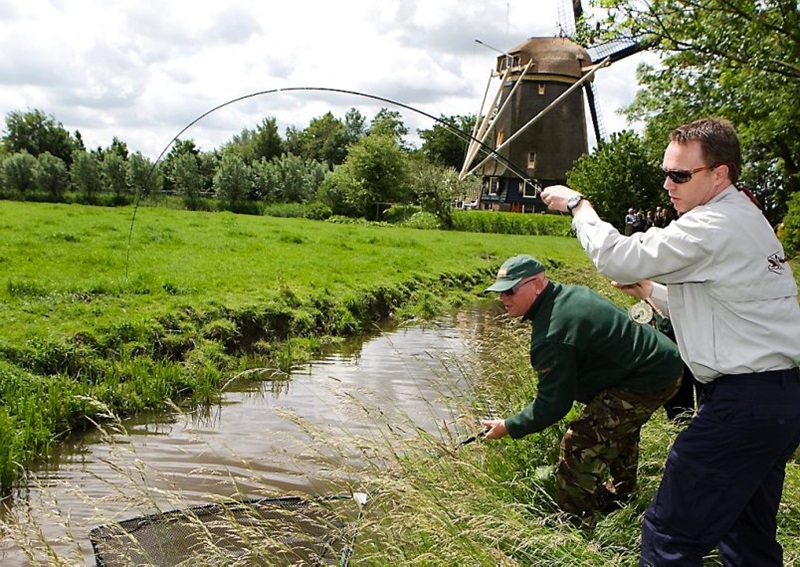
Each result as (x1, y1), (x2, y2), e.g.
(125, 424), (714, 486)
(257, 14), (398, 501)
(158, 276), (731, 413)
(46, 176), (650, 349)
(451, 210), (573, 236)
(303, 201), (332, 220)
(401, 211), (440, 230)
(383, 204), (420, 223)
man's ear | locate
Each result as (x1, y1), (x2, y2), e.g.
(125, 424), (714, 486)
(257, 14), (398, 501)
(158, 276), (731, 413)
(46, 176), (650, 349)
(715, 163), (731, 184)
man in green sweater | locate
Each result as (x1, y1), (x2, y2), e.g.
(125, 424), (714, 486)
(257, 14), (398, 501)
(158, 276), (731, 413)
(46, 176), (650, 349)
(481, 254), (683, 520)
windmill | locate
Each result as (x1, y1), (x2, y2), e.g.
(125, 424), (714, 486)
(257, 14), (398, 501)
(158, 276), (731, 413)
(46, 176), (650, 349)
(461, 0), (645, 213)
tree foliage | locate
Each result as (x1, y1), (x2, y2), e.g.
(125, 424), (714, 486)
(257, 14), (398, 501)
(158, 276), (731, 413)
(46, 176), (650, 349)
(1, 109), (77, 164)
(417, 114), (476, 170)
(252, 154), (327, 204)
(168, 152), (203, 204)
(285, 112), (350, 168)
(1, 151), (38, 195)
(368, 108), (409, 148)
(126, 152), (162, 197)
(408, 160), (479, 229)
(590, 0), (800, 224)
(223, 117), (284, 165)
(35, 152), (69, 200)
(102, 152), (129, 198)
(70, 150), (103, 202)
(780, 190), (800, 258)
(319, 134), (410, 220)
(213, 153), (253, 206)
(566, 130), (664, 229)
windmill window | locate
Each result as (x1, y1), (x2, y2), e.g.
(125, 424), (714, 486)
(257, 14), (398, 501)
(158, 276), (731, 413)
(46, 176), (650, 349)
(488, 178), (499, 195)
(538, 83), (546, 95)
(523, 183), (537, 198)
(527, 152), (536, 169)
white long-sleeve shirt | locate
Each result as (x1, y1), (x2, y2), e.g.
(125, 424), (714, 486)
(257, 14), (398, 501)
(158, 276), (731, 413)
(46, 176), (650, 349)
(572, 185), (800, 382)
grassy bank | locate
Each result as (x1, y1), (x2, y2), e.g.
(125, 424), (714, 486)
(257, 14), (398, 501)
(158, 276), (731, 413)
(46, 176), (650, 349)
(0, 200), (578, 490)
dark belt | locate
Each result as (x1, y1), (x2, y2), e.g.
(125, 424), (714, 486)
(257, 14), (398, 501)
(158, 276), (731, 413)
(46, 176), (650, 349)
(714, 367), (799, 385)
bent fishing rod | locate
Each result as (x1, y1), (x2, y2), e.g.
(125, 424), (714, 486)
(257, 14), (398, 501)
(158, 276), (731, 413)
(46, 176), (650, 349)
(124, 86), (540, 275)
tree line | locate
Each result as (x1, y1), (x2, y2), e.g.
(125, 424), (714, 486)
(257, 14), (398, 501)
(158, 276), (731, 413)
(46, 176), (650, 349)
(0, 107), (481, 227)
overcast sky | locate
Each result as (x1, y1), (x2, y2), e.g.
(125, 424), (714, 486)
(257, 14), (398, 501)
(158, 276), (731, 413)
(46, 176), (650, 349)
(0, 0), (658, 161)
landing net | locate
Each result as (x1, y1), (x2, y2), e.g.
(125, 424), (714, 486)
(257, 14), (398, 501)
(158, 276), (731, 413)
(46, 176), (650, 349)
(89, 493), (366, 566)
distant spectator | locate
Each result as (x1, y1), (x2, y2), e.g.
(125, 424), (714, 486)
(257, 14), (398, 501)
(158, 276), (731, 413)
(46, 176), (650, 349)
(632, 210), (645, 233)
(655, 206), (669, 228)
(624, 208), (637, 236)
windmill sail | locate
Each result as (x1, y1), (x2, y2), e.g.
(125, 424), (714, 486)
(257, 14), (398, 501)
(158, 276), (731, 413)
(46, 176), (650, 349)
(586, 38), (645, 64)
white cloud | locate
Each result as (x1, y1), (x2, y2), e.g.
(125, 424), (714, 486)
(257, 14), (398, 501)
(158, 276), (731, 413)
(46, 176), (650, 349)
(0, 0), (652, 160)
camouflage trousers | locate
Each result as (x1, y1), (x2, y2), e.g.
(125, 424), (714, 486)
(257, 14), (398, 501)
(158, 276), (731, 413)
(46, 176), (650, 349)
(557, 376), (681, 519)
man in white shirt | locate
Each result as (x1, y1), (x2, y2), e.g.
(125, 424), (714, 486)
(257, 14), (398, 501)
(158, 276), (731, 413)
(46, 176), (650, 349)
(541, 117), (800, 566)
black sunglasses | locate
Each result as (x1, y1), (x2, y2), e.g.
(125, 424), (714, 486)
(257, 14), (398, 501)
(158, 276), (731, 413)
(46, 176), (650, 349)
(661, 164), (716, 184)
(500, 277), (537, 297)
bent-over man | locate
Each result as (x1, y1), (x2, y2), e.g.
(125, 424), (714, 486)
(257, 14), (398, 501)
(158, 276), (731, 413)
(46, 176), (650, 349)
(481, 254), (683, 520)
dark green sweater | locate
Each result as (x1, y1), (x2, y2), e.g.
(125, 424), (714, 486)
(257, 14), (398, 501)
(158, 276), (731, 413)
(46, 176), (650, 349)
(504, 282), (683, 439)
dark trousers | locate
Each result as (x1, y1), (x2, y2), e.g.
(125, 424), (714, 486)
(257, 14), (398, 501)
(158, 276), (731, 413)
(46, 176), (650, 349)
(641, 368), (800, 566)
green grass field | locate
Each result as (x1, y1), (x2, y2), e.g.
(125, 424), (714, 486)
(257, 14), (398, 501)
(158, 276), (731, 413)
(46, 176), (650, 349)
(0, 200), (581, 342)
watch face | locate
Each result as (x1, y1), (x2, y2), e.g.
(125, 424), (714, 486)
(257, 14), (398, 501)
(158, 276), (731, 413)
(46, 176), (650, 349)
(628, 301), (654, 325)
(567, 195), (583, 211)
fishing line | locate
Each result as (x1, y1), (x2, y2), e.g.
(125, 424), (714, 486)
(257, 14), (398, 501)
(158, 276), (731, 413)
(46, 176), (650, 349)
(124, 86), (540, 276)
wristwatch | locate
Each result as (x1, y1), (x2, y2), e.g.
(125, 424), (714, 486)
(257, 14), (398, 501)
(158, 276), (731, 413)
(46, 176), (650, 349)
(566, 194), (585, 214)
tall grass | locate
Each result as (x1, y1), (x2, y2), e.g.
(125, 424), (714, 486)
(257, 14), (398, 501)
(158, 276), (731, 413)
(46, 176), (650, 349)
(335, 316), (800, 565)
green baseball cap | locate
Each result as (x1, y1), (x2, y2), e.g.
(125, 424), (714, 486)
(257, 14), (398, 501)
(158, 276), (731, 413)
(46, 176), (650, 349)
(485, 254), (545, 293)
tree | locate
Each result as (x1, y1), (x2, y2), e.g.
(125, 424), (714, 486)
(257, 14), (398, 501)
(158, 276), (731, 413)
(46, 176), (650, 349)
(102, 152), (129, 198)
(213, 153), (253, 206)
(252, 154), (328, 204)
(1, 151), (38, 195)
(408, 159), (479, 229)
(35, 152), (69, 200)
(592, 0), (800, 224)
(107, 137), (129, 160)
(223, 117), (284, 165)
(2, 109), (77, 164)
(368, 108), (409, 148)
(168, 152), (203, 205)
(251, 117), (283, 163)
(285, 112), (349, 168)
(418, 114), (476, 169)
(319, 133), (410, 220)
(70, 150), (103, 202)
(127, 152), (162, 197)
(344, 107), (367, 146)
(566, 130), (664, 230)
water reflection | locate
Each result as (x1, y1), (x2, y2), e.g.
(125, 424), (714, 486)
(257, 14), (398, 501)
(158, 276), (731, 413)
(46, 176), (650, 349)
(0, 304), (503, 565)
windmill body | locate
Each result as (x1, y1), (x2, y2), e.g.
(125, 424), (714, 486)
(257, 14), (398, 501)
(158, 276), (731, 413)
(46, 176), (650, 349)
(480, 37), (591, 213)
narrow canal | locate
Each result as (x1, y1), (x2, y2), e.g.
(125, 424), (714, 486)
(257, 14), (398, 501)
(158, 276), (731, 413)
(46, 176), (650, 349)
(0, 304), (503, 565)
